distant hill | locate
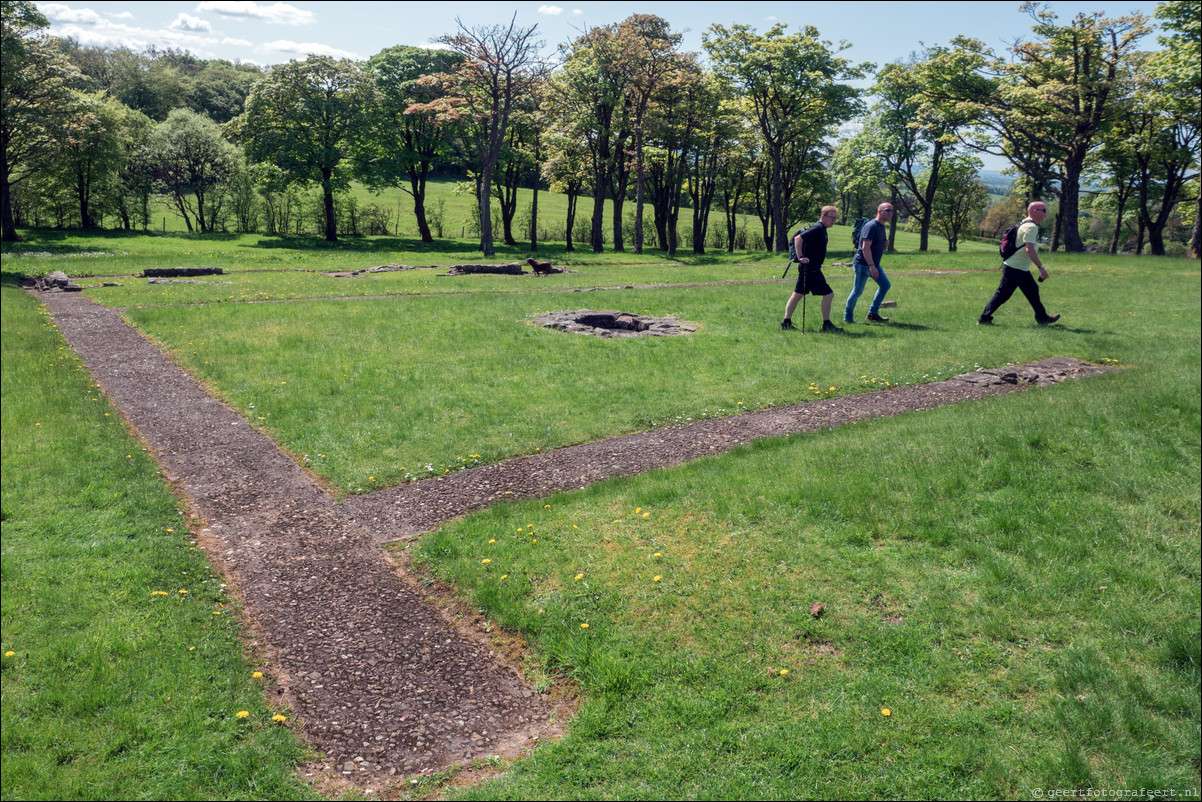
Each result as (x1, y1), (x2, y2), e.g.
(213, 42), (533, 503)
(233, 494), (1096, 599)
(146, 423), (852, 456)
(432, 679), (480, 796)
(979, 170), (1014, 194)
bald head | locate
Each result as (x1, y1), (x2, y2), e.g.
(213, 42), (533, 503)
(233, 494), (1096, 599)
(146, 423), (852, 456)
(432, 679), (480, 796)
(876, 202), (895, 222)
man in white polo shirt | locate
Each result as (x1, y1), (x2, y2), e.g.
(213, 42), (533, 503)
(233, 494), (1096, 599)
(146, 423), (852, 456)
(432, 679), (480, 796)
(978, 201), (1061, 326)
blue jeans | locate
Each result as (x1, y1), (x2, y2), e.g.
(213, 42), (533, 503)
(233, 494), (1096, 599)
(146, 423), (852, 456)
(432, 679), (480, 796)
(845, 262), (891, 321)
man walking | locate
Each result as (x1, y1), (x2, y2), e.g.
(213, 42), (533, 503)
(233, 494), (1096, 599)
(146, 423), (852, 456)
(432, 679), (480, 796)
(845, 202), (893, 324)
(978, 201), (1061, 326)
(782, 206), (841, 333)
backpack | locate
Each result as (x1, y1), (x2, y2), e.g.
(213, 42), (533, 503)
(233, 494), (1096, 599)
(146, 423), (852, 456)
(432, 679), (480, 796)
(787, 228), (804, 262)
(851, 217), (869, 248)
(999, 222), (1022, 260)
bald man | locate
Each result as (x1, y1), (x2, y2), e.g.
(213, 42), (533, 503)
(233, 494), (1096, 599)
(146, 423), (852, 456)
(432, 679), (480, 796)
(978, 201), (1061, 326)
(845, 202), (893, 324)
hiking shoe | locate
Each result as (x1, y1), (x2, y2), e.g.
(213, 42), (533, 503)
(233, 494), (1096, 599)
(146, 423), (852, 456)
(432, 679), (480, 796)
(842, 317), (855, 325)
(821, 320), (841, 333)
(1038, 314), (1061, 325)
(781, 319), (798, 331)
(866, 313), (890, 322)
(978, 316), (994, 325)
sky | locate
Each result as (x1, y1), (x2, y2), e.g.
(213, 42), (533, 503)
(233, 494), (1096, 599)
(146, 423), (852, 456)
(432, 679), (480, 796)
(35, 0), (1165, 68)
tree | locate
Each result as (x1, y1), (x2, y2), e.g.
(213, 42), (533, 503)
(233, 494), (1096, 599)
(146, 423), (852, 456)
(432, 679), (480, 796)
(703, 23), (865, 253)
(231, 56), (372, 241)
(48, 92), (126, 228)
(619, 14), (686, 255)
(927, 153), (989, 251)
(920, 5), (1150, 252)
(422, 16), (543, 256)
(831, 130), (885, 221)
(149, 108), (238, 233)
(1149, 0), (1201, 257)
(550, 23), (631, 254)
(358, 45), (463, 241)
(1, 0), (80, 240)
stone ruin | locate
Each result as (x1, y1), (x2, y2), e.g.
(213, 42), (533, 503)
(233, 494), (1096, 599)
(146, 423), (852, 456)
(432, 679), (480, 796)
(535, 309), (697, 338)
(32, 270), (82, 292)
(140, 267), (224, 277)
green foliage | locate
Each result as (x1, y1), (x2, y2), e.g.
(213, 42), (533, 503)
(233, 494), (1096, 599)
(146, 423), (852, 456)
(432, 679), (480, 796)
(148, 108), (239, 233)
(231, 55), (373, 241)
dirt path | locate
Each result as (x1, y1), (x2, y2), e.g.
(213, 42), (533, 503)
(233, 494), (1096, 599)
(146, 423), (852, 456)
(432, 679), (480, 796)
(35, 288), (1111, 786)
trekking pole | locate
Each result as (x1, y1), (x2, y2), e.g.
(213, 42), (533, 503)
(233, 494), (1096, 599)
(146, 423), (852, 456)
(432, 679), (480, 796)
(780, 259), (795, 279)
(800, 264), (807, 335)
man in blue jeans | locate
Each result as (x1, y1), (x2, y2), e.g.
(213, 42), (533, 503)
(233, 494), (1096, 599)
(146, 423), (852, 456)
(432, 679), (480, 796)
(845, 202), (893, 324)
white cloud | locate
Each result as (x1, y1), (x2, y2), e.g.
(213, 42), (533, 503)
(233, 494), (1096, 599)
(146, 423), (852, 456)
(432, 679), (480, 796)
(572, 9), (584, 15)
(222, 37), (253, 47)
(260, 39), (357, 59)
(108, 11), (135, 20)
(40, 4), (104, 25)
(537, 4), (563, 15)
(195, 1), (315, 26)
(170, 13), (212, 32)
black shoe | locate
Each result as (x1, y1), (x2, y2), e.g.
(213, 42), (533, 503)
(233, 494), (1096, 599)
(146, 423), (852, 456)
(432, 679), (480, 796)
(1038, 314), (1060, 325)
(978, 316), (993, 325)
(821, 320), (841, 332)
(866, 313), (889, 322)
(781, 319), (798, 331)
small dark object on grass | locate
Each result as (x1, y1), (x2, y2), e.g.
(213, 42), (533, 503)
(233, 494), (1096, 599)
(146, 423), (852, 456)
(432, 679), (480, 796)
(527, 258), (559, 276)
(810, 602), (826, 619)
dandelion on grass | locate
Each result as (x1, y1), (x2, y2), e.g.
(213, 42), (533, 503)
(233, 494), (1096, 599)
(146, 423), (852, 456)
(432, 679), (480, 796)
(252, 672), (264, 678)
(273, 714), (288, 723)
(881, 708), (891, 717)
(236, 711), (250, 719)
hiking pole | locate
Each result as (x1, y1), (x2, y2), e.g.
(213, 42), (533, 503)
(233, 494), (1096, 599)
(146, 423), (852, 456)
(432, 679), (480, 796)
(780, 259), (795, 279)
(800, 262), (807, 335)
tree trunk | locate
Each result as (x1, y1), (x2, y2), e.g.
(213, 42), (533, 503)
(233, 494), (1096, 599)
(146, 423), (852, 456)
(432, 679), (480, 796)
(1059, 158), (1086, 252)
(478, 161), (495, 256)
(565, 189), (577, 252)
(409, 164), (433, 242)
(321, 167), (337, 242)
(1190, 192), (1201, 260)
(770, 146), (786, 253)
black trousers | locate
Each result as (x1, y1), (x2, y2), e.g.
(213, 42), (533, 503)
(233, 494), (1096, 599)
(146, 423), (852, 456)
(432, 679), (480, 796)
(981, 266), (1050, 322)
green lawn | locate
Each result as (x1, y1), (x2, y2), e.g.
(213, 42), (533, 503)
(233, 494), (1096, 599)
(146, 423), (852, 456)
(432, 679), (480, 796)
(2, 233), (1197, 800)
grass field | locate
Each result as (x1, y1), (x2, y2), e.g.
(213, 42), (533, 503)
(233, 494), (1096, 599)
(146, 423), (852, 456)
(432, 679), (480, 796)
(1, 228), (1198, 800)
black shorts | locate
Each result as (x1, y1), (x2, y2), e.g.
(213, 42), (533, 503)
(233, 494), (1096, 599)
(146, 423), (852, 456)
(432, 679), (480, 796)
(794, 266), (833, 297)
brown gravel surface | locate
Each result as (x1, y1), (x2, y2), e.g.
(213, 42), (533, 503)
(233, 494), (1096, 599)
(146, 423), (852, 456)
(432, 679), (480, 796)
(35, 288), (1111, 787)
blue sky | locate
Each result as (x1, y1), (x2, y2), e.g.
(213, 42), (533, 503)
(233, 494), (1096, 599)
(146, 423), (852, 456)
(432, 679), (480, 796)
(36, 0), (1164, 68)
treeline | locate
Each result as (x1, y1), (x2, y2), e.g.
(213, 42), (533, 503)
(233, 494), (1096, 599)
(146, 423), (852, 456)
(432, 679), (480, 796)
(2, 1), (1198, 257)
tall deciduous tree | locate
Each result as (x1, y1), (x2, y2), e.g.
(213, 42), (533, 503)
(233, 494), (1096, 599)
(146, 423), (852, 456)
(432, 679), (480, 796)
(231, 56), (372, 241)
(1, 0), (80, 240)
(359, 45), (462, 242)
(149, 108), (238, 233)
(926, 153), (989, 252)
(703, 23), (865, 253)
(422, 16), (543, 257)
(920, 4), (1149, 252)
(1150, 0), (1201, 257)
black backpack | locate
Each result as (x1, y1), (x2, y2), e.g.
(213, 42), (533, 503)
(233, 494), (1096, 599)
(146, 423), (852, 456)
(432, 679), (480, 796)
(999, 222), (1022, 260)
(787, 228), (805, 262)
(851, 217), (869, 248)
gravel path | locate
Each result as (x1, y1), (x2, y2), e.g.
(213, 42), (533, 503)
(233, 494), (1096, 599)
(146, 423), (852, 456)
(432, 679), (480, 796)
(35, 287), (1111, 786)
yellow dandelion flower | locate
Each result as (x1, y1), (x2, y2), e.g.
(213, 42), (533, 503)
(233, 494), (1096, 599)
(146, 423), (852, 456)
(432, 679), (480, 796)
(654, 552), (662, 557)
(575, 573), (584, 581)
(213, 611), (222, 615)
(151, 590), (167, 596)
(580, 623), (589, 629)
(653, 575), (661, 582)
(273, 714), (287, 723)
(544, 504), (551, 509)
(252, 672), (263, 678)
(881, 708), (891, 717)
(635, 507), (642, 514)
(188, 647), (195, 651)
(236, 710), (250, 719)
(166, 528), (174, 532)
(642, 512), (650, 518)
(500, 574), (509, 580)
(4, 651), (14, 657)
(780, 669), (789, 676)
(488, 539), (496, 544)
(482, 559), (491, 564)
(178, 589), (188, 594)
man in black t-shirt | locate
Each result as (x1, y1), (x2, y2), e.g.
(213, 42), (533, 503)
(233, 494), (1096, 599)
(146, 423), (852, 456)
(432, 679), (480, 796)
(782, 206), (840, 333)
(844, 202), (894, 323)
